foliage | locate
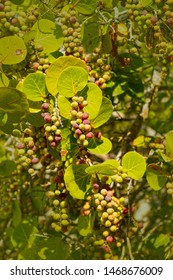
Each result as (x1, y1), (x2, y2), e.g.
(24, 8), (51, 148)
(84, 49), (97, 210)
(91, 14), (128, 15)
(0, 0), (173, 260)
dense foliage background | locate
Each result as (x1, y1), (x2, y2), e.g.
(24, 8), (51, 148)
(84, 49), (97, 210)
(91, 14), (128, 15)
(0, 0), (173, 260)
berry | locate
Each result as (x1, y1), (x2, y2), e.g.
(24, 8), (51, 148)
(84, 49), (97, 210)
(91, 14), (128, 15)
(41, 103), (49, 110)
(86, 132), (94, 139)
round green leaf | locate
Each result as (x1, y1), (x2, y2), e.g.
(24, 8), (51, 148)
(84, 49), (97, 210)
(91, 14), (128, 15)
(85, 162), (117, 176)
(23, 73), (48, 101)
(81, 83), (102, 120)
(46, 56), (88, 95)
(74, 0), (97, 15)
(165, 130), (173, 159)
(26, 112), (45, 127)
(0, 36), (27, 65)
(87, 136), (112, 155)
(77, 215), (93, 236)
(122, 151), (146, 180)
(0, 108), (8, 126)
(64, 164), (90, 199)
(58, 95), (71, 119)
(31, 19), (63, 53)
(57, 66), (88, 97)
(146, 165), (167, 191)
(0, 160), (16, 177)
(153, 234), (170, 249)
(92, 97), (113, 128)
(0, 73), (9, 87)
(10, 0), (25, 4)
(82, 22), (100, 52)
(0, 87), (29, 124)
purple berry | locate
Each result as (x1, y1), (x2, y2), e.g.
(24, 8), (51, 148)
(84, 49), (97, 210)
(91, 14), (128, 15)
(95, 131), (102, 139)
(73, 123), (79, 129)
(75, 128), (82, 135)
(16, 143), (25, 149)
(44, 114), (52, 123)
(31, 157), (39, 164)
(41, 103), (49, 110)
(86, 132), (94, 139)
(82, 112), (89, 120)
(93, 183), (100, 189)
(55, 136), (62, 143)
(50, 141), (56, 147)
(105, 195), (112, 202)
(83, 119), (90, 125)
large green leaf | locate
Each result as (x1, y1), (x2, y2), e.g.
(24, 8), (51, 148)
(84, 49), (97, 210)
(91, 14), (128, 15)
(10, 0), (25, 4)
(0, 87), (29, 125)
(87, 136), (112, 155)
(92, 97), (113, 128)
(122, 151), (146, 180)
(31, 19), (63, 53)
(26, 112), (45, 127)
(64, 164), (90, 199)
(152, 234), (170, 249)
(146, 165), (167, 191)
(0, 160), (16, 177)
(11, 221), (38, 248)
(0, 36), (27, 65)
(0, 73), (9, 87)
(165, 130), (173, 159)
(73, 0), (97, 15)
(58, 95), (71, 119)
(77, 215), (93, 236)
(12, 200), (22, 227)
(139, 0), (153, 7)
(85, 161), (115, 176)
(0, 108), (8, 126)
(82, 22), (100, 52)
(46, 56), (88, 95)
(57, 66), (88, 97)
(80, 83), (102, 120)
(39, 237), (69, 260)
(23, 73), (48, 101)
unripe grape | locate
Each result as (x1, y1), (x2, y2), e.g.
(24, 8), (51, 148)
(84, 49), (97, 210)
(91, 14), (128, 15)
(83, 139), (89, 147)
(51, 125), (57, 131)
(79, 134), (86, 141)
(60, 201), (68, 208)
(71, 110), (78, 117)
(101, 200), (107, 207)
(71, 101), (78, 108)
(53, 200), (60, 206)
(107, 208), (114, 214)
(55, 225), (61, 232)
(105, 220), (112, 227)
(55, 129), (61, 135)
(84, 124), (91, 131)
(167, 189), (173, 195)
(110, 225), (117, 232)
